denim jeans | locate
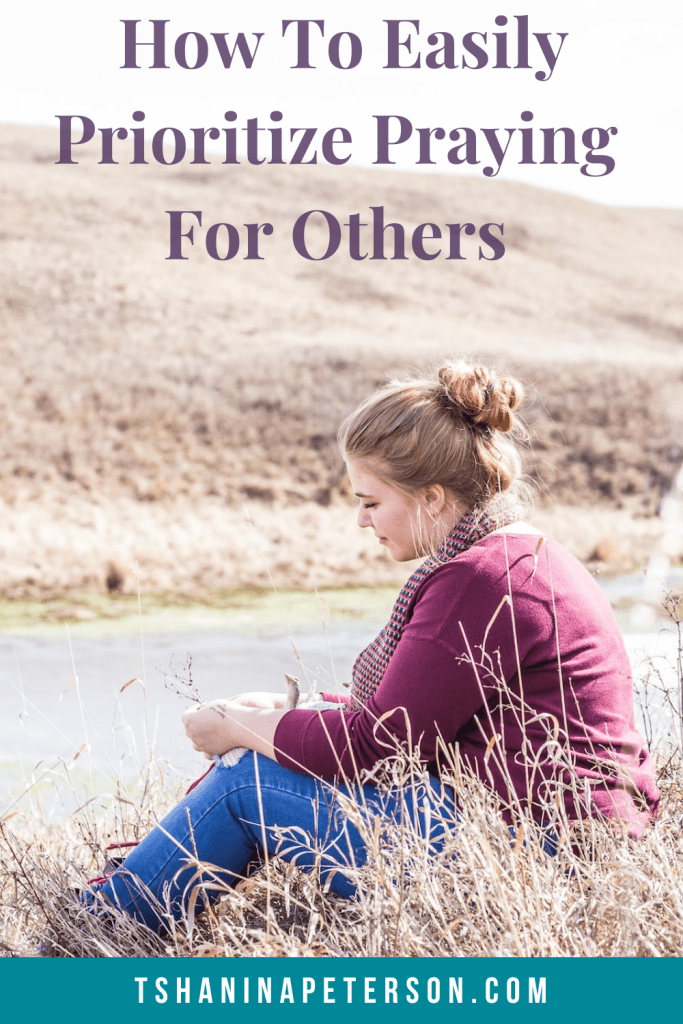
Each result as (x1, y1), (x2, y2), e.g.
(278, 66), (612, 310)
(96, 753), (456, 932)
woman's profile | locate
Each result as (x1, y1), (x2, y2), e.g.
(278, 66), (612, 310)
(85, 361), (659, 931)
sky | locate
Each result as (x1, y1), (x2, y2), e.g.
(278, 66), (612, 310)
(2, 0), (681, 207)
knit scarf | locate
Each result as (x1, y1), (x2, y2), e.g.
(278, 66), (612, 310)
(349, 494), (522, 710)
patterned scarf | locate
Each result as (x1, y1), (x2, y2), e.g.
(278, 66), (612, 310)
(349, 494), (522, 710)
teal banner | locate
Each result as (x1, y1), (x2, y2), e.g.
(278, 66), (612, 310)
(1, 958), (679, 1023)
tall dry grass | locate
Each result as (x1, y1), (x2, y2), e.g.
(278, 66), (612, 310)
(1, 596), (681, 959)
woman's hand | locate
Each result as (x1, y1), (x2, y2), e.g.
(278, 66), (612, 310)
(182, 701), (241, 758)
(182, 700), (288, 762)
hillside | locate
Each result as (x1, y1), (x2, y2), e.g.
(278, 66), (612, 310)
(1, 124), (682, 597)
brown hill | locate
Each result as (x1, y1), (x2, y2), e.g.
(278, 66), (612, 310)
(1, 124), (682, 597)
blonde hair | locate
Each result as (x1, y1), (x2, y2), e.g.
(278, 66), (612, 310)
(338, 361), (527, 510)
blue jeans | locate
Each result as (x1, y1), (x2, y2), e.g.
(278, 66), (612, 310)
(96, 753), (456, 932)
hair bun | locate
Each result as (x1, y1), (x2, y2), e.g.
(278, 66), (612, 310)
(339, 360), (528, 509)
(438, 362), (523, 434)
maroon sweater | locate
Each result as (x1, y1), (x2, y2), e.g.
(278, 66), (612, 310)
(274, 534), (659, 834)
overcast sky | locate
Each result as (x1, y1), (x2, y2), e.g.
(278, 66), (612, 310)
(2, 0), (681, 207)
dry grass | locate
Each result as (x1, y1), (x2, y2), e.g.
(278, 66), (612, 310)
(2, 756), (682, 958)
(2, 606), (682, 959)
(1, 492), (678, 602)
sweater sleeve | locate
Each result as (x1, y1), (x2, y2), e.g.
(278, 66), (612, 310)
(273, 633), (490, 777)
(273, 560), (516, 778)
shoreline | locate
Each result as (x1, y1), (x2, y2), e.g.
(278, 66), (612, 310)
(0, 565), (680, 640)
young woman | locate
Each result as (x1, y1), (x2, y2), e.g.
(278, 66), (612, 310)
(92, 362), (659, 931)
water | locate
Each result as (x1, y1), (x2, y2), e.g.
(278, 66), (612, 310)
(1, 571), (680, 818)
(0, 624), (373, 783)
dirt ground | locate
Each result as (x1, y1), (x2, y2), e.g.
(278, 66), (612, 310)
(1, 125), (682, 597)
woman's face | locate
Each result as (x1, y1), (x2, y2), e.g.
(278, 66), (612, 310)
(346, 457), (451, 562)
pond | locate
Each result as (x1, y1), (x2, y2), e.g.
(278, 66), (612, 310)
(1, 571), (681, 818)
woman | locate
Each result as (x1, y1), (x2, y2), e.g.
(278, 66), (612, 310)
(92, 362), (659, 931)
